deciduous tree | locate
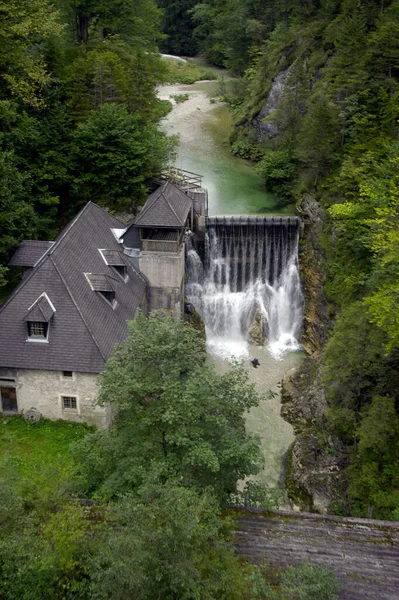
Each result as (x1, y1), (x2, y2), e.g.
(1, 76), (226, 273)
(74, 312), (263, 502)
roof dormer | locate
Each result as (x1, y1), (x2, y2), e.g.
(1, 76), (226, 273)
(85, 273), (117, 308)
(98, 249), (128, 281)
(23, 293), (56, 342)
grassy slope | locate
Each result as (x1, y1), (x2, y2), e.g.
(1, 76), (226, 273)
(0, 416), (90, 502)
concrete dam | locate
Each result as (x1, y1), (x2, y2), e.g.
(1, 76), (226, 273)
(186, 215), (304, 359)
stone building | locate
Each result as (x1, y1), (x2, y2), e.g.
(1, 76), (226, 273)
(0, 202), (148, 427)
(0, 177), (206, 426)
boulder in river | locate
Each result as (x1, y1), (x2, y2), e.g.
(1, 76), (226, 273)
(248, 310), (268, 346)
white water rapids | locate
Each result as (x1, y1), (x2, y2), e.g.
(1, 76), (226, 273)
(186, 217), (303, 360)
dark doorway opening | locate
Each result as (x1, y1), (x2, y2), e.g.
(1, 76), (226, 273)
(1, 387), (18, 413)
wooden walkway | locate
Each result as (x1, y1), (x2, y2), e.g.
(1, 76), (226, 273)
(233, 509), (399, 600)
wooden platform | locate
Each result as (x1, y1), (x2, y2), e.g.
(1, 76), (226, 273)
(233, 509), (399, 600)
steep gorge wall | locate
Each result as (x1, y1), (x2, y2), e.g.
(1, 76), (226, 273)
(281, 196), (348, 513)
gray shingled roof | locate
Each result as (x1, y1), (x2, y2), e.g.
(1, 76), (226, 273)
(8, 240), (54, 267)
(133, 181), (192, 228)
(0, 203), (148, 374)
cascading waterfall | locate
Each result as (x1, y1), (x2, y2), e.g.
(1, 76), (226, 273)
(186, 216), (303, 359)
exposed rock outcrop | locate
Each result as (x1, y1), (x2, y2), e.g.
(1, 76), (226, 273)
(279, 195), (347, 514)
(252, 71), (287, 141)
(282, 360), (348, 514)
(248, 309), (267, 346)
(184, 298), (206, 340)
(297, 194), (329, 355)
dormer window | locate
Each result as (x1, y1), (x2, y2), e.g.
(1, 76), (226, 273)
(28, 321), (48, 340)
(112, 265), (127, 280)
(24, 293), (55, 343)
(85, 273), (117, 309)
(99, 249), (129, 282)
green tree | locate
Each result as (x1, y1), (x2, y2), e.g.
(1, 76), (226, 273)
(324, 0), (368, 95)
(74, 312), (263, 502)
(158, 0), (199, 56)
(66, 0), (162, 46)
(0, 0), (63, 106)
(89, 482), (251, 600)
(368, 0), (399, 93)
(323, 303), (386, 438)
(70, 104), (173, 211)
(281, 562), (341, 600)
(297, 91), (341, 186)
(0, 500), (95, 600)
(255, 148), (296, 198)
(349, 396), (399, 518)
(0, 150), (38, 286)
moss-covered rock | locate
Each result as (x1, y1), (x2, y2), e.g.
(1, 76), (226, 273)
(183, 298), (206, 340)
(248, 309), (268, 346)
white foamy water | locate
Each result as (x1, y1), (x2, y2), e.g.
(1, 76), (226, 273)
(186, 217), (303, 360)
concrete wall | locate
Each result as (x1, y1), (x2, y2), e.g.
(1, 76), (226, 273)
(139, 245), (185, 288)
(0, 367), (110, 428)
(139, 245), (185, 313)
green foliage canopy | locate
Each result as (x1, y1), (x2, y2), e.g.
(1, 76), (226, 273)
(75, 312), (263, 502)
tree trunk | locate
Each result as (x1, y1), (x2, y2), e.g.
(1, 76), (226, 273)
(77, 13), (90, 44)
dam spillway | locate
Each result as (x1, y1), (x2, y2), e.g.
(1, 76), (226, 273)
(186, 216), (303, 359)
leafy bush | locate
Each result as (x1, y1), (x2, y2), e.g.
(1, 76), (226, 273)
(162, 58), (217, 84)
(255, 149), (297, 196)
(281, 563), (341, 600)
(170, 93), (190, 103)
(231, 138), (263, 161)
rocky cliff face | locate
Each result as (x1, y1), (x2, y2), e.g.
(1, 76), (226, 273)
(281, 360), (348, 514)
(252, 71), (287, 141)
(297, 194), (329, 356)
(280, 195), (348, 514)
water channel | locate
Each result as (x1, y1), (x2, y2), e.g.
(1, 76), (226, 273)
(159, 74), (304, 491)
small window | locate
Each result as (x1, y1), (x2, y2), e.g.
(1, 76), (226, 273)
(62, 396), (77, 410)
(28, 321), (48, 339)
(62, 371), (73, 378)
(112, 265), (127, 280)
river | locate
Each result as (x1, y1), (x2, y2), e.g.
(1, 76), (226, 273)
(158, 81), (296, 216)
(159, 75), (304, 493)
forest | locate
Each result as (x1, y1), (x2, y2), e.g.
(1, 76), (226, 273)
(0, 0), (399, 595)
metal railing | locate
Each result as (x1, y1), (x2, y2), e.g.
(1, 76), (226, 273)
(161, 167), (203, 191)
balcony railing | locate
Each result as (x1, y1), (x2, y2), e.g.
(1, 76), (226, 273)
(161, 167), (202, 190)
(142, 239), (180, 253)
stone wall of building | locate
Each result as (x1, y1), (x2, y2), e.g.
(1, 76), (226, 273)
(0, 367), (109, 428)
